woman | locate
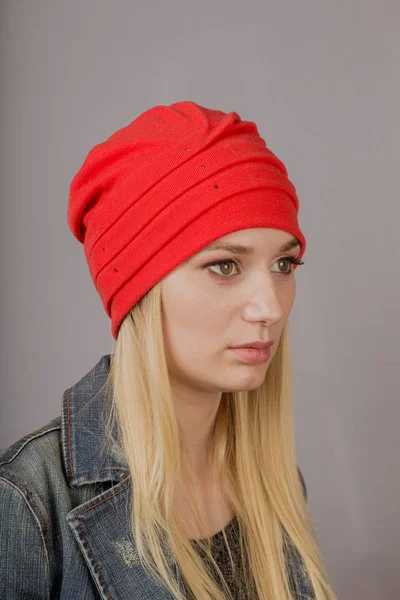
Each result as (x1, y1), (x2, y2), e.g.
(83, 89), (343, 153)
(0, 101), (337, 599)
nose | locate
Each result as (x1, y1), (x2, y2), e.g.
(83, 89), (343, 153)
(243, 281), (289, 324)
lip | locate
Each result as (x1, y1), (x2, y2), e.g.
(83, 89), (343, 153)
(228, 346), (272, 364)
(229, 340), (274, 350)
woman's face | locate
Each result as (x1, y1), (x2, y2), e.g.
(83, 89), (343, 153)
(161, 228), (301, 395)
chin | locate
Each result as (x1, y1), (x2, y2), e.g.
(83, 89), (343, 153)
(220, 371), (268, 393)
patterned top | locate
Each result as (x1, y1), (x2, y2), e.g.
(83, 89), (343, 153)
(190, 515), (316, 600)
(190, 515), (247, 598)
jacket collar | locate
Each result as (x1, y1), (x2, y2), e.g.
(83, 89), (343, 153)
(61, 353), (129, 487)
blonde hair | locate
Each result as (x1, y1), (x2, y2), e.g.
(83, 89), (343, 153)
(100, 281), (337, 599)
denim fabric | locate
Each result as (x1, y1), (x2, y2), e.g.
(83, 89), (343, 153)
(0, 353), (314, 599)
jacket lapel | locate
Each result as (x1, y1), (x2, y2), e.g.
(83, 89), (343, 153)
(62, 354), (184, 599)
(66, 475), (181, 599)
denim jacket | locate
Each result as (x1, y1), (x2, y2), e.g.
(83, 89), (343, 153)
(0, 353), (315, 599)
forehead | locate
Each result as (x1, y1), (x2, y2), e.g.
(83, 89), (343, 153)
(200, 229), (300, 254)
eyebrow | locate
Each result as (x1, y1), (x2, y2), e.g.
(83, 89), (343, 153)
(197, 236), (301, 257)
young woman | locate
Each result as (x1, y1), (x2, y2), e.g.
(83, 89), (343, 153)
(0, 101), (337, 599)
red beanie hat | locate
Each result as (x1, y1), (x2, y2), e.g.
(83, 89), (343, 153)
(67, 100), (306, 340)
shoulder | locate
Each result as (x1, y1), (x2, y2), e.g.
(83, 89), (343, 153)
(0, 416), (63, 497)
(0, 416), (68, 547)
(0, 415), (62, 462)
(0, 413), (95, 523)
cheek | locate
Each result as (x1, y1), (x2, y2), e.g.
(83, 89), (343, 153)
(285, 282), (297, 314)
(161, 277), (229, 359)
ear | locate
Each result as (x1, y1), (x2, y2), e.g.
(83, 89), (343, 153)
(297, 466), (308, 502)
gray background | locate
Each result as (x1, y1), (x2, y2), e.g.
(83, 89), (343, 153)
(1, 1), (399, 598)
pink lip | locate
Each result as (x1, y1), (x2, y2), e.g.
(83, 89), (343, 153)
(228, 346), (271, 364)
(229, 340), (274, 350)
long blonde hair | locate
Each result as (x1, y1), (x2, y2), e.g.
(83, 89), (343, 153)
(100, 280), (337, 599)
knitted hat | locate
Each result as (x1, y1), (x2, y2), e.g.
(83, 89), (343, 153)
(67, 100), (306, 340)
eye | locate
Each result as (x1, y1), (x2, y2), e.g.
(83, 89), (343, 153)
(205, 256), (304, 278)
(206, 259), (241, 277)
(272, 256), (304, 275)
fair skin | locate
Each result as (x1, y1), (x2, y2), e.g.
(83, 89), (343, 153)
(161, 227), (301, 485)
